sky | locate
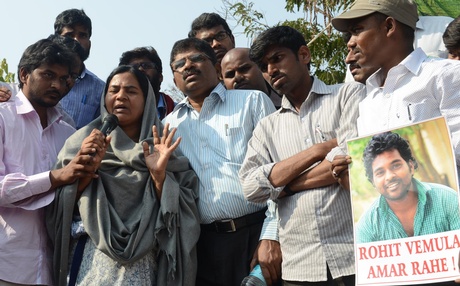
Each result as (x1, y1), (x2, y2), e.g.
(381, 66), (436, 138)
(1, 0), (304, 94)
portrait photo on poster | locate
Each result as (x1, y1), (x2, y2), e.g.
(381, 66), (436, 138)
(347, 116), (460, 285)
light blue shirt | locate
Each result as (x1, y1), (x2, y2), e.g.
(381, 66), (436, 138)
(59, 67), (105, 129)
(163, 83), (277, 240)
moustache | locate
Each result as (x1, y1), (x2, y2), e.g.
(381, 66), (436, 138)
(45, 90), (63, 98)
(180, 68), (201, 80)
(349, 62), (361, 70)
(384, 179), (401, 189)
(269, 72), (283, 85)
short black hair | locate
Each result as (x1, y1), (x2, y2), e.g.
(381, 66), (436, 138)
(47, 34), (86, 62)
(17, 39), (76, 88)
(119, 46), (163, 75)
(104, 65), (150, 100)
(363, 132), (418, 183)
(54, 9), (92, 37)
(443, 16), (460, 54)
(170, 38), (217, 69)
(188, 12), (233, 38)
(249, 26), (307, 71)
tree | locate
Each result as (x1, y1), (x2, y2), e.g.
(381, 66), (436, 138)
(415, 0), (459, 18)
(0, 58), (15, 83)
(222, 0), (354, 84)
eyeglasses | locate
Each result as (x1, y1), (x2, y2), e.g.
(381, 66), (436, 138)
(171, 53), (212, 72)
(131, 62), (157, 70)
(200, 31), (230, 45)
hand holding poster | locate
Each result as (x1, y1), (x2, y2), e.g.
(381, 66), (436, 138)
(347, 117), (460, 285)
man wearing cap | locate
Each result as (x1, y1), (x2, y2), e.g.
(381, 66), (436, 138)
(330, 0), (460, 184)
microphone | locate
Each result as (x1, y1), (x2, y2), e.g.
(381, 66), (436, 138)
(100, 114), (119, 136)
(88, 114), (118, 157)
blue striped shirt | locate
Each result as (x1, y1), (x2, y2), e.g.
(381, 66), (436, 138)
(163, 83), (277, 240)
(59, 68), (105, 129)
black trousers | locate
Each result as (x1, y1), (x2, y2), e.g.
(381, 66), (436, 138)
(196, 221), (263, 286)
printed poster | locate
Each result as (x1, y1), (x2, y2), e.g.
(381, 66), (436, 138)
(347, 117), (460, 285)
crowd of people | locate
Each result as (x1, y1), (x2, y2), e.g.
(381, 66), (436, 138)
(0, 0), (460, 285)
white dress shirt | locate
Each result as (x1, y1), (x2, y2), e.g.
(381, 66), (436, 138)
(358, 48), (460, 170)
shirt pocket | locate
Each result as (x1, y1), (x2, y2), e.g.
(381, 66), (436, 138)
(404, 99), (440, 122)
(224, 126), (247, 163)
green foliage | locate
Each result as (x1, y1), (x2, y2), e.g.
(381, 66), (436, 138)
(230, 2), (269, 39)
(415, 0), (460, 18)
(0, 59), (15, 83)
(227, 0), (355, 84)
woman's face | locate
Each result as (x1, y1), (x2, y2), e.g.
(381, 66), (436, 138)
(105, 72), (145, 131)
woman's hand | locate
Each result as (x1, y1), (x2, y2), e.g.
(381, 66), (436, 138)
(143, 123), (181, 198)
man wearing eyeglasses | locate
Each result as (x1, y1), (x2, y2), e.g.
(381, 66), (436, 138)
(188, 12), (236, 64)
(119, 46), (176, 120)
(164, 37), (281, 286)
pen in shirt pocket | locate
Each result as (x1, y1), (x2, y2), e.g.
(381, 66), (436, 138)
(315, 124), (326, 142)
(225, 124), (229, 136)
(82, 94), (87, 104)
(407, 103), (412, 120)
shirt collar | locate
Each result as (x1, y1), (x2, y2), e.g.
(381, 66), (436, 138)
(15, 90), (35, 115)
(157, 92), (166, 108)
(79, 65), (88, 79)
(16, 90), (64, 125)
(366, 48), (427, 94)
(172, 83), (225, 112)
(209, 82), (227, 102)
(279, 76), (333, 111)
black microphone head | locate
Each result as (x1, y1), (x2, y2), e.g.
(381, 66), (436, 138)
(104, 114), (119, 125)
(100, 114), (119, 136)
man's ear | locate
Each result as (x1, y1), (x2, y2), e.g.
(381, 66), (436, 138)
(229, 34), (236, 47)
(408, 160), (415, 175)
(298, 45), (311, 65)
(19, 68), (29, 85)
(384, 17), (397, 36)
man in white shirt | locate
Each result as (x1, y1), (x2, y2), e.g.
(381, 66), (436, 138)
(344, 15), (453, 83)
(330, 0), (460, 188)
